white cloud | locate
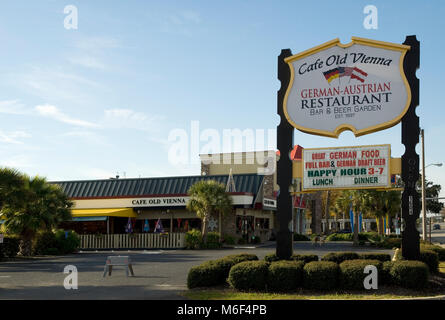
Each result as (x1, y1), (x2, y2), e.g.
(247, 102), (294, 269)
(0, 131), (30, 144)
(0, 100), (28, 115)
(72, 36), (121, 52)
(35, 104), (99, 128)
(0, 130), (31, 144)
(62, 130), (110, 146)
(102, 108), (164, 132)
(78, 167), (117, 180)
(0, 154), (33, 168)
(9, 66), (104, 102)
(67, 55), (106, 70)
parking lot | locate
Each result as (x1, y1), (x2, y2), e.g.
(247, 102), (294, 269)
(0, 242), (394, 300)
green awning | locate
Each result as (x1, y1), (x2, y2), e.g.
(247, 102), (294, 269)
(72, 216), (108, 222)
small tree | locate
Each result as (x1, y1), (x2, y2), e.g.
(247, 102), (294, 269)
(1, 173), (73, 256)
(186, 180), (232, 243)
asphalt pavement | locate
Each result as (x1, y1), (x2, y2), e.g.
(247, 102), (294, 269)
(0, 242), (394, 300)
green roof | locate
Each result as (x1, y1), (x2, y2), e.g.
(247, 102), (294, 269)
(52, 174), (264, 199)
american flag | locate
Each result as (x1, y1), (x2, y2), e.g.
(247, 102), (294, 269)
(339, 67), (354, 77)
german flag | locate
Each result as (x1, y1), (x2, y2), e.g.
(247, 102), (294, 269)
(323, 68), (339, 83)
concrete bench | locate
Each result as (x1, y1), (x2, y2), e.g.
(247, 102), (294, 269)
(103, 256), (135, 277)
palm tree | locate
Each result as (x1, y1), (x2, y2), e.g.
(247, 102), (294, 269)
(365, 190), (401, 235)
(0, 167), (26, 210)
(335, 190), (367, 245)
(186, 180), (232, 243)
(1, 174), (73, 255)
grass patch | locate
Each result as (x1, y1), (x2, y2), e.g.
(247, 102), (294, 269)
(182, 287), (443, 300)
(440, 262), (445, 274)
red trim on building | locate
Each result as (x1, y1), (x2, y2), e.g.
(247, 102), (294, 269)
(71, 192), (254, 200)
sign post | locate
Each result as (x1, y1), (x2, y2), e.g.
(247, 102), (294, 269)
(276, 49), (294, 259)
(400, 36), (420, 260)
(277, 36), (420, 260)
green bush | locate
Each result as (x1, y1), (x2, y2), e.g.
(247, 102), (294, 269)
(203, 232), (221, 249)
(32, 231), (59, 255)
(251, 236), (261, 244)
(264, 253), (318, 264)
(293, 233), (310, 241)
(267, 261), (304, 292)
(186, 253), (259, 289)
(359, 253), (391, 262)
(0, 236), (20, 259)
(360, 232), (382, 242)
(376, 237), (402, 249)
(303, 261), (339, 290)
(222, 234), (235, 245)
(32, 230), (80, 255)
(381, 261), (394, 285)
(321, 252), (360, 264)
(228, 261), (269, 291)
(421, 244), (445, 261)
(419, 249), (439, 274)
(325, 233), (368, 242)
(54, 230), (80, 254)
(185, 229), (203, 249)
(390, 260), (429, 289)
(292, 254), (319, 263)
(187, 261), (223, 288)
(264, 253), (281, 263)
(339, 259), (382, 290)
(225, 253), (259, 263)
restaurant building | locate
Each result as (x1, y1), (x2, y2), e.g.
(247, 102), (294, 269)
(55, 172), (276, 243)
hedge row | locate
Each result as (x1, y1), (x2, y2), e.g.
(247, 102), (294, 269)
(227, 259), (430, 291)
(187, 253), (258, 288)
(264, 253), (318, 263)
(185, 230), (222, 249)
(394, 248), (440, 274)
(0, 237), (20, 260)
(421, 244), (445, 262)
(321, 252), (391, 263)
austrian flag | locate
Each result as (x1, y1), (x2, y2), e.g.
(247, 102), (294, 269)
(322, 66), (368, 84)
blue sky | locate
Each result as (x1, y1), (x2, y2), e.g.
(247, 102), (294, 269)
(0, 0), (444, 197)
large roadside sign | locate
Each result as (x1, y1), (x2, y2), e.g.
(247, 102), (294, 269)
(283, 37), (411, 137)
(302, 144), (391, 191)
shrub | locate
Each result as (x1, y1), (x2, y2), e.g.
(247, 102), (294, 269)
(322, 252), (360, 264)
(237, 237), (246, 245)
(225, 253), (259, 264)
(390, 260), (429, 289)
(419, 249), (439, 274)
(377, 237), (402, 249)
(222, 234), (235, 245)
(339, 259), (382, 290)
(361, 232), (382, 243)
(381, 261), (394, 285)
(421, 244), (445, 261)
(0, 236), (20, 259)
(187, 253), (259, 289)
(187, 261), (222, 288)
(292, 254), (319, 263)
(32, 231), (59, 255)
(303, 261), (339, 290)
(264, 253), (281, 263)
(359, 253), (391, 262)
(54, 230), (80, 254)
(185, 229), (203, 249)
(325, 233), (368, 242)
(228, 260), (269, 291)
(267, 261), (304, 292)
(293, 233), (310, 241)
(203, 232), (221, 249)
(251, 236), (261, 244)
